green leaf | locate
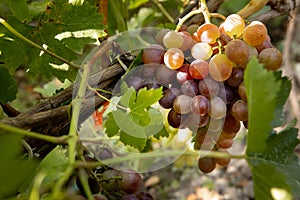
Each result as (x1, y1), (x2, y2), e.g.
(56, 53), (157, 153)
(120, 131), (147, 151)
(153, 125), (169, 140)
(104, 86), (163, 151)
(3, 0), (32, 22)
(272, 72), (292, 127)
(107, 0), (128, 35)
(135, 87), (163, 110)
(0, 134), (37, 199)
(247, 127), (300, 199)
(0, 67), (17, 104)
(1, 0), (105, 81)
(244, 57), (280, 153)
(128, 0), (149, 9)
(104, 112), (120, 137)
(35, 146), (68, 189)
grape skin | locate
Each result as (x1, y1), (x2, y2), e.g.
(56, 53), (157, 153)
(223, 14), (245, 38)
(225, 39), (249, 68)
(163, 31), (183, 48)
(164, 48), (185, 70)
(197, 23), (220, 44)
(258, 47), (283, 71)
(209, 54), (233, 82)
(198, 157), (216, 174)
(243, 21), (268, 46)
(189, 59), (209, 80)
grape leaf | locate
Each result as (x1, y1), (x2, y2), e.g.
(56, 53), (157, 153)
(247, 127), (300, 199)
(0, 67), (17, 104)
(272, 72), (292, 127)
(120, 130), (147, 150)
(104, 86), (164, 151)
(35, 146), (68, 189)
(0, 134), (37, 199)
(105, 112), (120, 137)
(244, 57), (300, 199)
(2, 0), (32, 22)
(0, 0), (105, 81)
(244, 57), (280, 153)
(107, 0), (128, 35)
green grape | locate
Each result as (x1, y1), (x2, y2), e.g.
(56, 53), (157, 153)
(163, 31), (183, 48)
(223, 14), (245, 38)
(173, 95), (192, 114)
(209, 54), (233, 82)
(209, 96), (227, 119)
(191, 42), (213, 60)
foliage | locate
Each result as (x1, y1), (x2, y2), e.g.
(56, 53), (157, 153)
(0, 0), (299, 199)
(245, 58), (300, 199)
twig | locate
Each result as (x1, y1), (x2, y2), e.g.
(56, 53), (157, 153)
(0, 123), (70, 144)
(75, 149), (246, 169)
(237, 0), (269, 18)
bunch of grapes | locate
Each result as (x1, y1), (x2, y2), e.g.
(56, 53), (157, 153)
(135, 13), (283, 174)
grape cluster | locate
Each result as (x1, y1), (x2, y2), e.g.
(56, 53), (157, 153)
(136, 14), (283, 174)
(74, 152), (153, 200)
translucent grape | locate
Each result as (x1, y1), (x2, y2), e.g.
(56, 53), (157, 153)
(191, 42), (213, 60)
(209, 96), (227, 119)
(258, 47), (283, 70)
(223, 14), (245, 38)
(182, 80), (199, 97)
(164, 48), (184, 69)
(209, 54), (233, 82)
(163, 31), (183, 48)
(176, 64), (193, 84)
(188, 114), (210, 131)
(189, 59), (209, 80)
(197, 23), (220, 44)
(243, 21), (268, 46)
(155, 29), (169, 45)
(225, 39), (249, 68)
(198, 76), (220, 99)
(190, 95), (210, 116)
(173, 95), (192, 114)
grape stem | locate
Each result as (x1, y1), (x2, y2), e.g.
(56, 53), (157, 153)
(200, 0), (211, 24)
(0, 123), (70, 144)
(75, 149), (246, 169)
(78, 169), (94, 200)
(176, 0), (226, 31)
(0, 18), (80, 70)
